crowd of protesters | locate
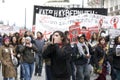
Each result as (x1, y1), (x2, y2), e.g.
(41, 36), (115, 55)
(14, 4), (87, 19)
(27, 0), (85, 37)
(0, 29), (120, 80)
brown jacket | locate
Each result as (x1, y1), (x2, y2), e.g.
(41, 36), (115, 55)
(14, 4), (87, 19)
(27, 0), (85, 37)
(0, 45), (17, 78)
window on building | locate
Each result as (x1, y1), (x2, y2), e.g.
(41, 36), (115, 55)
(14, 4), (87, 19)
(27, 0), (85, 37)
(115, 5), (118, 10)
(114, 0), (118, 6)
(110, 7), (113, 11)
(110, 0), (113, 6)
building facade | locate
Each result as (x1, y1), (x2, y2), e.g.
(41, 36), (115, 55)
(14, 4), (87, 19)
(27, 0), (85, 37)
(44, 0), (88, 8)
(44, 0), (120, 16)
(105, 0), (120, 16)
(87, 0), (120, 16)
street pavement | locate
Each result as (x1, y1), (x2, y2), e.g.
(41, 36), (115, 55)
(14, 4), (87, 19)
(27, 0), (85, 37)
(0, 64), (111, 80)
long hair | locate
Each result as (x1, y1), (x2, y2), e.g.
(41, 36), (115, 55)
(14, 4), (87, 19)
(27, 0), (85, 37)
(98, 37), (106, 48)
(91, 32), (98, 43)
(114, 35), (120, 45)
(53, 31), (67, 45)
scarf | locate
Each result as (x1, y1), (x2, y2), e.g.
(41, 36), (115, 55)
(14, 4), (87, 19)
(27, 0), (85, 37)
(77, 42), (90, 56)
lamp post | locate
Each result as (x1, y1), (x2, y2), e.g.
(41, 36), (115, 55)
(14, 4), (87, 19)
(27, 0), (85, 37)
(24, 8), (26, 29)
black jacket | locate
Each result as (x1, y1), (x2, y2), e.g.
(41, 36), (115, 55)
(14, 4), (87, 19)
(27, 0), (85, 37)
(108, 45), (120, 70)
(42, 44), (72, 79)
(20, 44), (38, 63)
(94, 45), (107, 66)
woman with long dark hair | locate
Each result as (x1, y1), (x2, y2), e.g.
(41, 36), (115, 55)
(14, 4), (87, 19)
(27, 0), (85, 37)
(43, 31), (72, 80)
(16, 37), (26, 80)
(94, 37), (107, 80)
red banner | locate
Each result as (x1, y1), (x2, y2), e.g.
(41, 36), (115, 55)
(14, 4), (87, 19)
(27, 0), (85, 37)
(69, 22), (81, 43)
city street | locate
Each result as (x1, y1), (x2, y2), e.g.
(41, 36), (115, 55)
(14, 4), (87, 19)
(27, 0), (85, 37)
(0, 64), (111, 80)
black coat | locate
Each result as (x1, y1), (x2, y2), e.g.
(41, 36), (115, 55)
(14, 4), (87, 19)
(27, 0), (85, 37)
(19, 44), (38, 64)
(94, 45), (107, 66)
(42, 44), (72, 79)
(108, 45), (120, 70)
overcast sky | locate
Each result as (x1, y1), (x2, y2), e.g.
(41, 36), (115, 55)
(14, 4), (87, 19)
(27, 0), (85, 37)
(0, 0), (86, 29)
(0, 0), (49, 29)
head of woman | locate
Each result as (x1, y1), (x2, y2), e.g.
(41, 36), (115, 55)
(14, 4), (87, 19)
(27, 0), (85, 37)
(18, 37), (26, 45)
(98, 37), (106, 48)
(77, 34), (85, 43)
(3, 37), (10, 46)
(11, 36), (17, 44)
(52, 31), (66, 45)
(114, 35), (120, 45)
(91, 32), (98, 41)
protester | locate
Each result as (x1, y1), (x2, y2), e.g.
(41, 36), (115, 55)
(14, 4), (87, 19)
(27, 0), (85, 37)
(19, 36), (38, 80)
(10, 36), (18, 47)
(43, 31), (72, 80)
(89, 32), (98, 48)
(16, 37), (26, 80)
(89, 32), (99, 70)
(75, 34), (91, 80)
(94, 37), (108, 80)
(108, 35), (120, 80)
(64, 30), (76, 80)
(34, 31), (45, 76)
(0, 37), (17, 80)
(0, 33), (3, 46)
(42, 34), (53, 80)
(10, 36), (19, 80)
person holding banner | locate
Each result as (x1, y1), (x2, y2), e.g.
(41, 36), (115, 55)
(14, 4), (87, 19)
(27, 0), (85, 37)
(43, 31), (72, 80)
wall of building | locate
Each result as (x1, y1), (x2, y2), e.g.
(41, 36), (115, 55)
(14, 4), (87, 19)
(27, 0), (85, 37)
(88, 0), (120, 16)
(44, 0), (88, 8)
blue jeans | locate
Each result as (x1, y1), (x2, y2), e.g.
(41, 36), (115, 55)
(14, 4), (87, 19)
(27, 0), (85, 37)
(70, 62), (76, 80)
(20, 63), (25, 79)
(76, 64), (90, 80)
(34, 54), (43, 75)
(45, 64), (52, 80)
(3, 78), (14, 80)
(23, 62), (34, 80)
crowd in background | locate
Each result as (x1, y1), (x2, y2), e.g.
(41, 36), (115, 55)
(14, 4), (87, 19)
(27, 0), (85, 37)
(0, 29), (120, 80)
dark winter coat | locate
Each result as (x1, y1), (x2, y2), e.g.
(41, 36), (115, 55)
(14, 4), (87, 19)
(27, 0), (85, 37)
(19, 44), (38, 63)
(108, 45), (120, 70)
(42, 44), (72, 79)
